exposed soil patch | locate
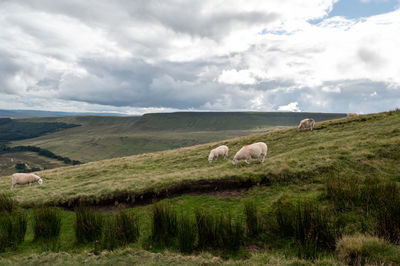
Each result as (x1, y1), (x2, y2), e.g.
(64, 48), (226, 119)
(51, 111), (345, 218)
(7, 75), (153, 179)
(58, 175), (270, 213)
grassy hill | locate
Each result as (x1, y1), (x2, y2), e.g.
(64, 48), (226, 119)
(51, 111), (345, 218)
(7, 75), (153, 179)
(0, 118), (78, 142)
(130, 112), (345, 131)
(0, 110), (399, 265)
(11, 112), (345, 163)
(1, 111), (396, 207)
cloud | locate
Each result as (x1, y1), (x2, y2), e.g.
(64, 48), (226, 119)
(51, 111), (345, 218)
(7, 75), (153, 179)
(0, 0), (399, 114)
(278, 102), (301, 112)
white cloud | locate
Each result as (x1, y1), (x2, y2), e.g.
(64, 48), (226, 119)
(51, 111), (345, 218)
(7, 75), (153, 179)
(0, 0), (399, 114)
(218, 69), (257, 85)
(278, 102), (301, 112)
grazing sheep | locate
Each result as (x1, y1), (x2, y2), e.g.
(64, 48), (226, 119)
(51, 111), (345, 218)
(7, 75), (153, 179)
(10, 173), (43, 190)
(347, 112), (358, 117)
(208, 145), (229, 164)
(298, 118), (315, 132)
(232, 142), (267, 166)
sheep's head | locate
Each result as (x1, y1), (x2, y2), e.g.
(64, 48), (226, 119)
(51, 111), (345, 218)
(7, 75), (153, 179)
(208, 153), (214, 164)
(38, 178), (43, 185)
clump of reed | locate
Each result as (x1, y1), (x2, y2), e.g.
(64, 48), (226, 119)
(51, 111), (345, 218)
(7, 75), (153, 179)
(74, 205), (103, 243)
(101, 211), (140, 250)
(151, 203), (177, 246)
(0, 212), (27, 252)
(0, 193), (16, 213)
(33, 207), (61, 241)
(244, 201), (263, 238)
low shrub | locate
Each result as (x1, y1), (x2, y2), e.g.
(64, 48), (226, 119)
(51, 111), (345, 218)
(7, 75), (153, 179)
(337, 234), (400, 265)
(33, 207), (61, 241)
(0, 212), (27, 251)
(177, 214), (196, 253)
(75, 206), (103, 243)
(0, 193), (15, 213)
(151, 203), (177, 246)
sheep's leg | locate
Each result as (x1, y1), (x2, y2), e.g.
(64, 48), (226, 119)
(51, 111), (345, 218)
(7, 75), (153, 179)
(261, 154), (266, 163)
(11, 184), (14, 190)
(29, 182), (32, 186)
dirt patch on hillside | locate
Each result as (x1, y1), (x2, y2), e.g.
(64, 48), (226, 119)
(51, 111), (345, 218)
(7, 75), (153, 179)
(58, 175), (269, 213)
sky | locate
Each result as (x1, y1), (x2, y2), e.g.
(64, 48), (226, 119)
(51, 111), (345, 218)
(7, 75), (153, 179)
(0, 0), (399, 115)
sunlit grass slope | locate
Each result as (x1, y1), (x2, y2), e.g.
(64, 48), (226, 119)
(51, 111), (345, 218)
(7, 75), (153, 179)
(11, 116), (270, 162)
(11, 112), (344, 162)
(1, 110), (399, 207)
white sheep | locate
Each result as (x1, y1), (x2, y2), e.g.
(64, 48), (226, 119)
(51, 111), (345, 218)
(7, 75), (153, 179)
(297, 118), (315, 131)
(232, 142), (267, 165)
(10, 173), (43, 190)
(208, 145), (229, 164)
(347, 112), (358, 117)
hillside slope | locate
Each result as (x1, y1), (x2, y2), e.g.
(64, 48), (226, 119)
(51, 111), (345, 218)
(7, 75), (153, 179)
(1, 110), (398, 207)
(12, 112), (345, 162)
(131, 112), (345, 131)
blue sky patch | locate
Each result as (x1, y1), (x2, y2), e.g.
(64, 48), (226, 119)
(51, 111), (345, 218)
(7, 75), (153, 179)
(329, 0), (399, 19)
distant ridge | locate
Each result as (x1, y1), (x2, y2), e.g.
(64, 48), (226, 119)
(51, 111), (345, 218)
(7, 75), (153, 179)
(0, 109), (128, 118)
(133, 112), (347, 131)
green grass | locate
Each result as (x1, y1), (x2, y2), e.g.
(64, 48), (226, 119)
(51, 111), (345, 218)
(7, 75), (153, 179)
(0, 110), (398, 207)
(10, 112), (343, 163)
(11, 116), (275, 162)
(0, 110), (399, 264)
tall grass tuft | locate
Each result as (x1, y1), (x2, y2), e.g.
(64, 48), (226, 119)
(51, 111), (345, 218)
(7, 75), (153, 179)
(195, 209), (244, 252)
(0, 212), (27, 251)
(177, 214), (196, 253)
(12, 211), (27, 244)
(114, 211), (140, 245)
(219, 214), (244, 252)
(101, 217), (119, 250)
(101, 211), (140, 250)
(326, 176), (360, 210)
(195, 210), (216, 249)
(244, 201), (262, 238)
(33, 207), (61, 241)
(151, 203), (177, 246)
(75, 205), (103, 243)
(272, 197), (296, 238)
(0, 193), (16, 213)
(293, 200), (338, 259)
(337, 234), (400, 265)
(375, 192), (400, 244)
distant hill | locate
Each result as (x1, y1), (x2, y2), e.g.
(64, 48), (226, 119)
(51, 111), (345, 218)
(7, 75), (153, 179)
(0, 118), (79, 142)
(0, 109), (128, 118)
(133, 112), (346, 131)
(9, 112), (346, 163)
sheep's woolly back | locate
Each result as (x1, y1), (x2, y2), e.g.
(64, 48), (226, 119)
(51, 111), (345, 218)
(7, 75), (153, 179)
(11, 173), (41, 184)
(209, 145), (229, 161)
(234, 142), (267, 160)
(298, 118), (315, 129)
